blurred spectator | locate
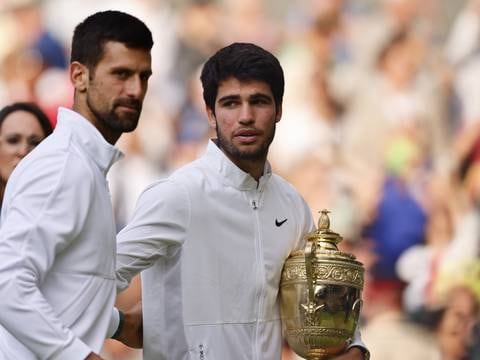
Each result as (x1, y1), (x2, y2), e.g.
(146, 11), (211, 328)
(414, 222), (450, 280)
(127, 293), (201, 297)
(223, 0), (282, 51)
(396, 193), (454, 327)
(343, 28), (447, 172)
(364, 174), (428, 283)
(0, 0), (67, 104)
(0, 101), (53, 205)
(361, 271), (440, 360)
(273, 10), (345, 175)
(437, 285), (480, 360)
(169, 0), (224, 111)
(170, 66), (210, 169)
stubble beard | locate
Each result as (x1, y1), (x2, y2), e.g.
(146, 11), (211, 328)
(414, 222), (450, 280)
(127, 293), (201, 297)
(216, 121), (276, 162)
(86, 93), (141, 135)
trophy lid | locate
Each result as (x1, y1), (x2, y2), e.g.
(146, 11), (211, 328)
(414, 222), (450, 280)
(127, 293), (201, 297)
(306, 210), (343, 251)
(301, 210), (357, 264)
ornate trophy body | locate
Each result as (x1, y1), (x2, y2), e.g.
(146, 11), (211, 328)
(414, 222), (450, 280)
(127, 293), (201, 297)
(280, 210), (364, 359)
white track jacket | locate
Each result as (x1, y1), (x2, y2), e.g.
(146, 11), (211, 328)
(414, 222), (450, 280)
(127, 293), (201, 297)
(0, 108), (122, 359)
(116, 140), (365, 360)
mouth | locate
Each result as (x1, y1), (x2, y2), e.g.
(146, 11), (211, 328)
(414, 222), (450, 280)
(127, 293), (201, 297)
(234, 129), (261, 144)
(115, 100), (141, 114)
(117, 106), (139, 115)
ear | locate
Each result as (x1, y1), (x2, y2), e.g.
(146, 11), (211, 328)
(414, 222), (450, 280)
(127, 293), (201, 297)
(69, 61), (89, 93)
(206, 106), (217, 129)
(275, 104), (282, 123)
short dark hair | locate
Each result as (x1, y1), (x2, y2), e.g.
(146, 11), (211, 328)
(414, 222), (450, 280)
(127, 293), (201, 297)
(0, 102), (53, 137)
(71, 10), (153, 70)
(200, 42), (284, 113)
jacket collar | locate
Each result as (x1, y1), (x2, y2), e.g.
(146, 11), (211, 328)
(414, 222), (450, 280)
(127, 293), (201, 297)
(56, 107), (124, 174)
(204, 139), (272, 191)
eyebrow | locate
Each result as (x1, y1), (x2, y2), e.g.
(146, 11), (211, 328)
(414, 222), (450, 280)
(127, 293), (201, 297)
(249, 93), (273, 102)
(217, 92), (273, 103)
(217, 95), (240, 103)
(110, 66), (152, 77)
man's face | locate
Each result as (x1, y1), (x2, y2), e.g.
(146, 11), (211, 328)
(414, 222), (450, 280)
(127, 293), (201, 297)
(86, 41), (152, 137)
(207, 77), (281, 164)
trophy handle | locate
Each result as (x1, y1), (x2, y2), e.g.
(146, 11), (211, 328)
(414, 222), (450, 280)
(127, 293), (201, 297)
(300, 240), (324, 324)
(304, 240), (317, 305)
(351, 298), (363, 330)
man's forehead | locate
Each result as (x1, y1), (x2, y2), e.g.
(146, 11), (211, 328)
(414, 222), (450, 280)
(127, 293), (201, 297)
(96, 41), (151, 67)
(217, 77), (273, 96)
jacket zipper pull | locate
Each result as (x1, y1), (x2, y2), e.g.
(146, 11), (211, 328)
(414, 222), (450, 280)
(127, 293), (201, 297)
(252, 200), (258, 210)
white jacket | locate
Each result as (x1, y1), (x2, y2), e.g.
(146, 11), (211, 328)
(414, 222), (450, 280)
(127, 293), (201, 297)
(0, 108), (122, 359)
(117, 140), (364, 360)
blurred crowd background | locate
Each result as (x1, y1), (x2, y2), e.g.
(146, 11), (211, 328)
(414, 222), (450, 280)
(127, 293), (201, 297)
(2, 0), (480, 358)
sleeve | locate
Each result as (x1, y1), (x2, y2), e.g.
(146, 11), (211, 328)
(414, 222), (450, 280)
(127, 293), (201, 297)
(0, 152), (93, 359)
(293, 193), (315, 251)
(106, 307), (121, 339)
(116, 179), (190, 292)
(347, 326), (369, 355)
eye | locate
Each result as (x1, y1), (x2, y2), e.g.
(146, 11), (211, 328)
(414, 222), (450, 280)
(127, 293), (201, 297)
(222, 100), (238, 108)
(251, 97), (271, 106)
(28, 137), (42, 148)
(140, 72), (152, 82)
(114, 69), (131, 79)
(5, 135), (20, 145)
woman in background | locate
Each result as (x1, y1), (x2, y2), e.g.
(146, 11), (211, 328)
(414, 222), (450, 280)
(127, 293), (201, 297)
(0, 102), (53, 205)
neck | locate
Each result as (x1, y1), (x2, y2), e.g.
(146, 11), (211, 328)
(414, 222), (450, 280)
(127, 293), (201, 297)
(213, 139), (267, 181)
(72, 102), (120, 145)
(235, 158), (265, 181)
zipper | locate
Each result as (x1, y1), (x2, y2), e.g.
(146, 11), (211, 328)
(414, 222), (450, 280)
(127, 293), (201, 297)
(250, 190), (265, 360)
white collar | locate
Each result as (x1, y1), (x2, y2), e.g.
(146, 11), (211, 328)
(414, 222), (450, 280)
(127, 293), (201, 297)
(56, 107), (124, 174)
(203, 139), (272, 191)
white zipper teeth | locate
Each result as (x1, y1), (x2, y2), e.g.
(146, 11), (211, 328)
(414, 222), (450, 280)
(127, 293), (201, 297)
(251, 192), (265, 360)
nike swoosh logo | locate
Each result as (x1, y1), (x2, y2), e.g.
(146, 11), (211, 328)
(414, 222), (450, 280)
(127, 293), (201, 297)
(275, 218), (288, 227)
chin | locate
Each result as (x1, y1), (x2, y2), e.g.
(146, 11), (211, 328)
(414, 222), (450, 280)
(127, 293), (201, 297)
(117, 117), (139, 133)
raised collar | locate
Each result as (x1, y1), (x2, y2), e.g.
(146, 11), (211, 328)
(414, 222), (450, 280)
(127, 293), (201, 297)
(203, 139), (272, 191)
(56, 107), (124, 174)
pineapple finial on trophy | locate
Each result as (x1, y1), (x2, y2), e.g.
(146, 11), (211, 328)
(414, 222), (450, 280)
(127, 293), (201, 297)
(318, 209), (330, 231)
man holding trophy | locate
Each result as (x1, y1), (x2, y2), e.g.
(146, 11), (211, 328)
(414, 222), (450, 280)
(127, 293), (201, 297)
(113, 42), (369, 360)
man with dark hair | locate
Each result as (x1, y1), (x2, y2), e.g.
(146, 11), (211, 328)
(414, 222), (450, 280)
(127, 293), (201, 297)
(114, 42), (368, 359)
(0, 10), (152, 360)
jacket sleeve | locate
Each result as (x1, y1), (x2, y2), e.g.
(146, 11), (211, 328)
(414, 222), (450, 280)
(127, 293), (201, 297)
(0, 152), (93, 359)
(116, 179), (190, 292)
(347, 327), (369, 355)
(293, 194), (315, 251)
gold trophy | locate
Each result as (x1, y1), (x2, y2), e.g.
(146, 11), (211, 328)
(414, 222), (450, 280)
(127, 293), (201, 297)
(280, 210), (365, 359)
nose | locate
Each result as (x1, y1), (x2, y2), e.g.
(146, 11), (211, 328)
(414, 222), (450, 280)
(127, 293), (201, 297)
(17, 141), (30, 158)
(239, 103), (254, 125)
(125, 75), (145, 99)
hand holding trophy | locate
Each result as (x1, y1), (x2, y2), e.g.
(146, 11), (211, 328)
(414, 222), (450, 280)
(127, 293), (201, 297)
(280, 210), (365, 359)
